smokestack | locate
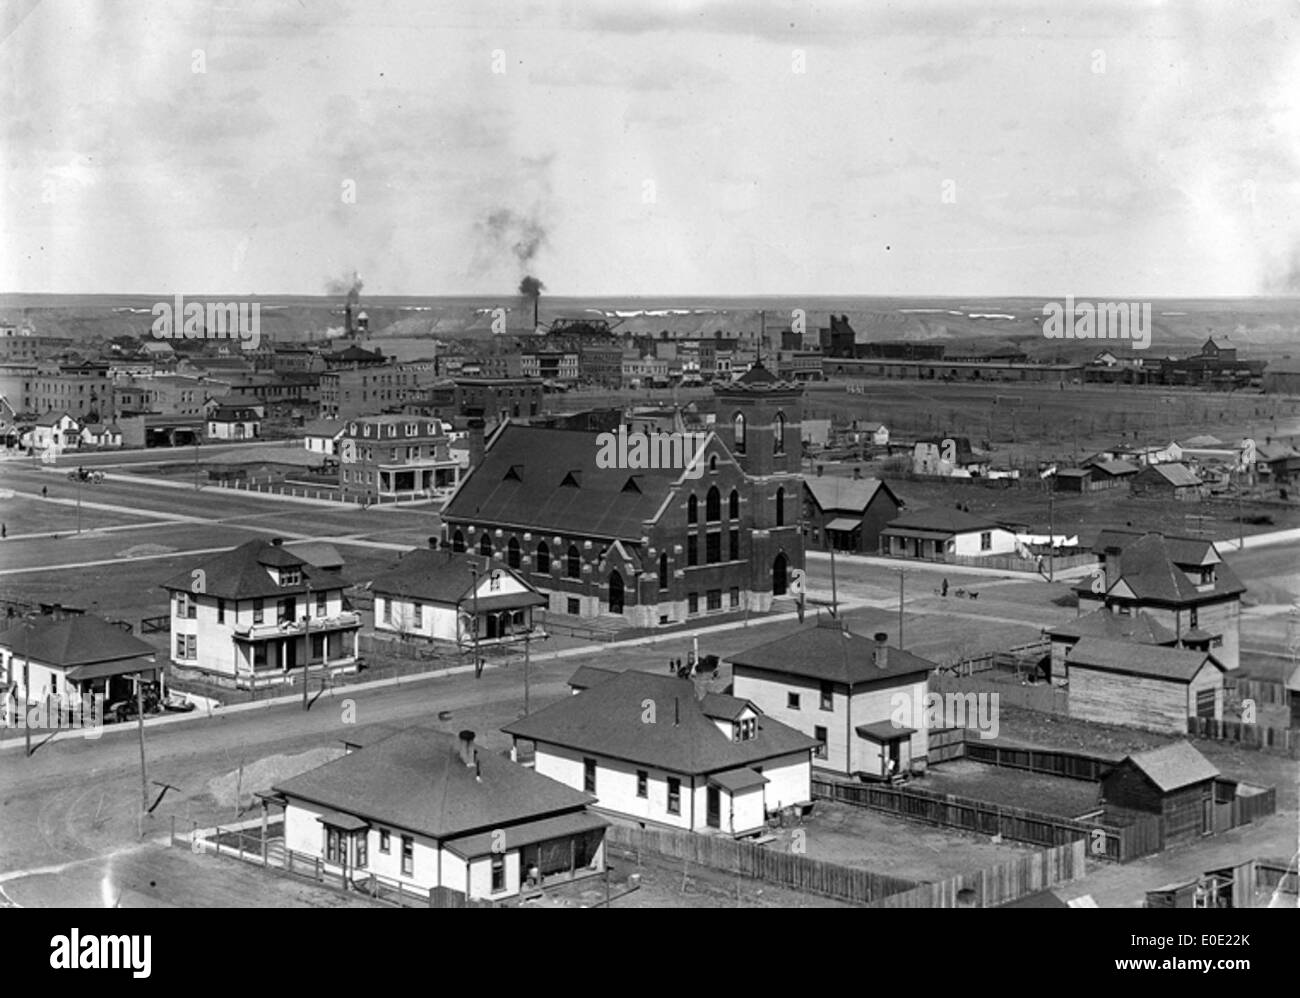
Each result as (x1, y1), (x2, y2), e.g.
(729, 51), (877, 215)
(428, 536), (439, 549)
(271, 537), (283, 547)
(873, 631), (889, 669)
(457, 729), (476, 768)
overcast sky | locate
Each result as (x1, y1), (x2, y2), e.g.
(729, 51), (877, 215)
(4, 0), (1299, 297)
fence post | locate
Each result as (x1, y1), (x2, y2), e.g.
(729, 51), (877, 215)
(170, 814), (176, 847)
(214, 826), (221, 855)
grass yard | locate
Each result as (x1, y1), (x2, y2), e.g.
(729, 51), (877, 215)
(920, 759), (1103, 819)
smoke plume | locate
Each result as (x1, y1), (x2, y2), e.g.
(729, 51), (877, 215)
(325, 271), (364, 304)
(519, 275), (544, 298)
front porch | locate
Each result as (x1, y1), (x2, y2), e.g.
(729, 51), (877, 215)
(231, 614), (362, 688)
(376, 460), (462, 499)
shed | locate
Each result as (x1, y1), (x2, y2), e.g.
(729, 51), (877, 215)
(1102, 742), (1220, 843)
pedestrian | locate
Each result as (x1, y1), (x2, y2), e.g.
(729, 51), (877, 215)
(41, 486), (47, 499)
(941, 578), (949, 597)
(668, 658), (675, 673)
(1, 524), (6, 539)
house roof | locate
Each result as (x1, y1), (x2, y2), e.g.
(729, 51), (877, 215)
(699, 692), (752, 721)
(1081, 532), (1245, 603)
(369, 549), (540, 607)
(709, 767), (769, 793)
(300, 419), (345, 438)
(159, 539), (343, 599)
(1092, 459), (1139, 476)
(728, 623), (935, 686)
(1181, 435), (1224, 448)
(998, 889), (1070, 909)
(1121, 741), (1220, 792)
(882, 506), (1001, 535)
(0, 615), (156, 668)
(274, 728), (593, 841)
(442, 809), (608, 860)
(286, 541), (344, 571)
(1047, 609), (1176, 645)
(442, 423), (709, 541)
(803, 476), (896, 515)
(1136, 462), (1201, 487)
(717, 361), (801, 393)
(502, 671), (818, 775)
(1066, 637), (1223, 682)
(1055, 468), (1090, 479)
(567, 665), (619, 691)
(35, 411), (74, 426)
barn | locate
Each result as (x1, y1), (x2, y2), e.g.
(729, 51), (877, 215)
(1129, 462), (1205, 500)
(1261, 358), (1300, 395)
(1101, 741), (1220, 844)
(1065, 637), (1225, 734)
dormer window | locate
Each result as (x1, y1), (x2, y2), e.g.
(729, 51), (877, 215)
(280, 567), (301, 586)
(732, 717), (757, 742)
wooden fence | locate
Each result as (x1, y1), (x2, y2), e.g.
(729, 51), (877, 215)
(927, 726), (967, 763)
(867, 840), (1088, 909)
(1187, 716), (1300, 758)
(603, 823), (916, 906)
(963, 740), (1114, 782)
(812, 777), (1160, 863)
(1233, 676), (1289, 708)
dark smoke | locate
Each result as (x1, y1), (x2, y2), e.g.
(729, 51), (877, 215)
(325, 271), (364, 303)
(484, 209), (547, 269)
(519, 275), (544, 298)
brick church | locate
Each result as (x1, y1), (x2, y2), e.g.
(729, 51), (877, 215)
(439, 364), (806, 627)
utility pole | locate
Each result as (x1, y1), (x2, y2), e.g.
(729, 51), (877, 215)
(302, 580), (312, 711)
(76, 474), (82, 535)
(1047, 485), (1055, 582)
(468, 561), (482, 678)
(23, 633), (31, 758)
(193, 440), (200, 491)
(898, 570), (905, 650)
(134, 672), (148, 812)
(828, 541), (839, 618)
(523, 624), (531, 716)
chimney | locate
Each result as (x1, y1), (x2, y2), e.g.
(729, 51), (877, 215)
(428, 536), (439, 549)
(271, 537), (283, 547)
(533, 296), (540, 331)
(345, 301), (354, 338)
(467, 414), (486, 470)
(873, 631), (889, 669)
(457, 729), (476, 768)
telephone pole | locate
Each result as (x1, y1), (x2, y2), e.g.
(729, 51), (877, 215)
(134, 672), (148, 811)
(897, 570), (905, 650)
(302, 579), (312, 711)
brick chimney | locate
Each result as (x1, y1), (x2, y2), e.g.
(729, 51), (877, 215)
(873, 631), (889, 669)
(467, 413), (486, 470)
(457, 729), (476, 768)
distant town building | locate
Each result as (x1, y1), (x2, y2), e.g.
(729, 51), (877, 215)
(1129, 462), (1206, 500)
(802, 475), (902, 554)
(205, 403), (262, 441)
(881, 507), (1020, 559)
(337, 415), (462, 502)
(0, 613), (160, 710)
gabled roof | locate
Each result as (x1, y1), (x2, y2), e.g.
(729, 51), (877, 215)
(300, 419), (346, 438)
(1091, 529), (1218, 566)
(442, 423), (714, 541)
(369, 549), (539, 606)
(728, 623), (935, 686)
(1135, 462), (1201, 487)
(35, 411), (75, 426)
(1120, 741), (1219, 792)
(1047, 609), (1176, 646)
(160, 539), (342, 599)
(1066, 637), (1223, 682)
(274, 729), (593, 841)
(803, 476), (898, 515)
(1181, 435), (1224, 448)
(502, 671), (817, 775)
(0, 614), (156, 668)
(287, 541), (344, 571)
(699, 692), (753, 721)
(1092, 459), (1139, 476)
(882, 506), (1001, 535)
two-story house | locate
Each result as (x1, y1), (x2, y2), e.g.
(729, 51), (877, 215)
(1076, 530), (1245, 671)
(160, 538), (361, 687)
(503, 669), (816, 836)
(338, 414), (462, 502)
(729, 620), (936, 780)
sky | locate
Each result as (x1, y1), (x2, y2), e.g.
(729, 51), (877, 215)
(3, 0), (1299, 297)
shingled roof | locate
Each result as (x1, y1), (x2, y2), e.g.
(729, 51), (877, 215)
(443, 423), (713, 541)
(160, 539), (347, 599)
(728, 623), (935, 686)
(0, 614), (156, 668)
(1066, 637), (1223, 682)
(1047, 608), (1177, 646)
(882, 506), (1002, 535)
(1122, 741), (1220, 792)
(804, 476), (897, 514)
(1080, 532), (1245, 603)
(274, 728), (593, 841)
(503, 671), (817, 775)
(369, 549), (542, 607)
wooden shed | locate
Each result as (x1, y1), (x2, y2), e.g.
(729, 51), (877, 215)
(1065, 637), (1225, 734)
(1102, 741), (1220, 843)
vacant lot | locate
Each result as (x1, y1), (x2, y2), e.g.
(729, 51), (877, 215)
(921, 759), (1102, 819)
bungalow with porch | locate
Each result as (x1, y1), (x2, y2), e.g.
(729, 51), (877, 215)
(0, 613), (160, 721)
(369, 548), (544, 645)
(270, 728), (606, 902)
(503, 670), (816, 836)
(880, 507), (1020, 559)
(206, 402), (262, 441)
(160, 538), (361, 688)
(79, 422), (123, 448)
(728, 620), (936, 780)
